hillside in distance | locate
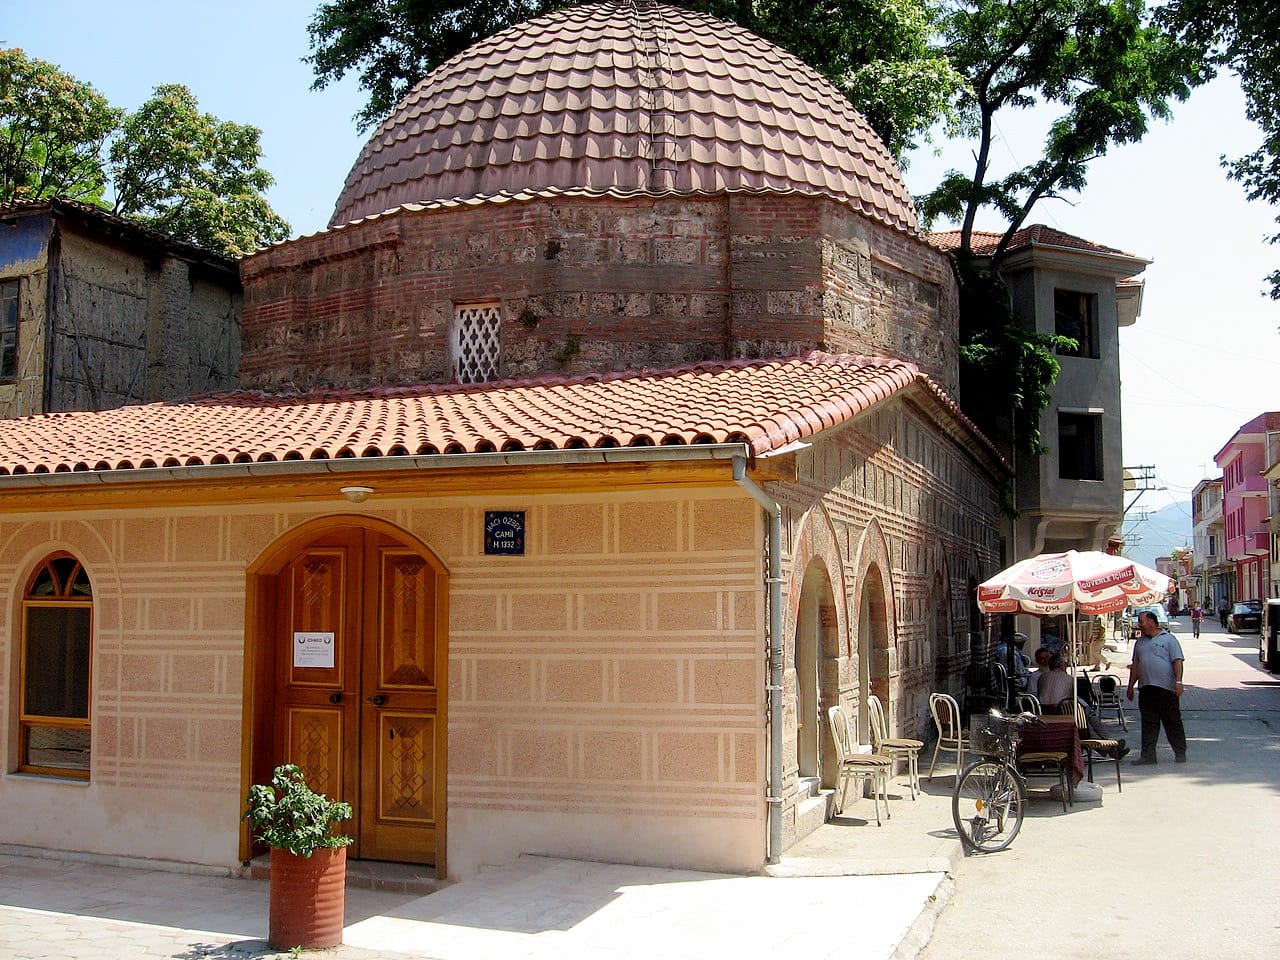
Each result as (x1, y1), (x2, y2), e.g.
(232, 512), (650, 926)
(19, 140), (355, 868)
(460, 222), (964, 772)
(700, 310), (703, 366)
(1123, 500), (1192, 569)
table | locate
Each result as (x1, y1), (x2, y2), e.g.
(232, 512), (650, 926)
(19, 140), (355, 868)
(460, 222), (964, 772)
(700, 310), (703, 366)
(1017, 715), (1085, 787)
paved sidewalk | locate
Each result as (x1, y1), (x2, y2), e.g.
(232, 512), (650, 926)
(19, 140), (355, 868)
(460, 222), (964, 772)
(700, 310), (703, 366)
(0, 771), (961, 960)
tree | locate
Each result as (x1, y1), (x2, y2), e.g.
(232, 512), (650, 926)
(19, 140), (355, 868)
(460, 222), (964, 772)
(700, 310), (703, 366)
(305, 0), (963, 157)
(109, 84), (290, 256)
(915, 1), (1208, 455)
(0, 50), (289, 257)
(0, 48), (119, 204)
(1159, 2), (1280, 299)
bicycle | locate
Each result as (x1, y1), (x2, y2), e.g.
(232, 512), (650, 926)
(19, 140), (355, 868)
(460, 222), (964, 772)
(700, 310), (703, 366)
(951, 709), (1038, 853)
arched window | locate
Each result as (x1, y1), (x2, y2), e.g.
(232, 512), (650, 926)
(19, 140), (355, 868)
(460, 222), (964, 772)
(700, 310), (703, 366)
(19, 553), (93, 778)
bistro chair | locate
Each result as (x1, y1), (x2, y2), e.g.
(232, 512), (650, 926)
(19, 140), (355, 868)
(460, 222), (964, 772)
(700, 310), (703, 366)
(1093, 674), (1127, 730)
(827, 705), (892, 825)
(1015, 693), (1042, 716)
(1073, 700), (1123, 792)
(868, 694), (922, 799)
(927, 692), (969, 781)
(1016, 742), (1072, 812)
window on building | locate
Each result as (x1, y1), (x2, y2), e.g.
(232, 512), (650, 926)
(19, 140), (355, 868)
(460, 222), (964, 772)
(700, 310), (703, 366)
(1054, 289), (1098, 359)
(450, 302), (501, 384)
(19, 553), (93, 778)
(1, 279), (18, 380)
(1058, 412), (1102, 481)
(1208, 534), (1217, 558)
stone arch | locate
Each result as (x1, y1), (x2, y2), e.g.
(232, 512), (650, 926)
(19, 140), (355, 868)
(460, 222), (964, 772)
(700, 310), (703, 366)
(785, 504), (846, 790)
(850, 519), (895, 743)
(926, 542), (953, 728)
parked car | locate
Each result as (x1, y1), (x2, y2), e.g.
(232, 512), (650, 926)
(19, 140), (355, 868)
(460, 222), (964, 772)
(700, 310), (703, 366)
(1229, 600), (1263, 634)
(1126, 603), (1171, 638)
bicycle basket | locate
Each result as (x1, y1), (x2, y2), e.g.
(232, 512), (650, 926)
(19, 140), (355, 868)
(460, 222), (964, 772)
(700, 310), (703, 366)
(971, 714), (1016, 756)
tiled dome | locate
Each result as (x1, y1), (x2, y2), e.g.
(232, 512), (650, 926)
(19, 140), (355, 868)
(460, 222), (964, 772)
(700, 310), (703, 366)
(330, 1), (916, 232)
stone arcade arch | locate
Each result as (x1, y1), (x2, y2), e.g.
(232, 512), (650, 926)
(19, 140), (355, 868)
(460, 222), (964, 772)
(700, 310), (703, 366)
(786, 505), (847, 796)
(851, 521), (895, 744)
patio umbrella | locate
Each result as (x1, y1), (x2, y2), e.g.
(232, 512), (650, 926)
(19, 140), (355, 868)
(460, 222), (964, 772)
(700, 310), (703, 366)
(976, 550), (1173, 618)
(976, 550), (1174, 704)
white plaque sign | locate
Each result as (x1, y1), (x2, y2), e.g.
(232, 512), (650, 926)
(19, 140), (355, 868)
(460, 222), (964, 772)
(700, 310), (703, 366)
(293, 631), (335, 668)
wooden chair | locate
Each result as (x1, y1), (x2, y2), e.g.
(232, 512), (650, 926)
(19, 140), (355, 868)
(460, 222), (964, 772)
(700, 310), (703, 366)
(827, 705), (892, 825)
(1073, 700), (1123, 792)
(927, 692), (969, 780)
(868, 694), (922, 799)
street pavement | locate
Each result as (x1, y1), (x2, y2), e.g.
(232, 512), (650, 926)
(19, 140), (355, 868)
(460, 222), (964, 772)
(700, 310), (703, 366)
(0, 614), (1273, 959)
(918, 615), (1280, 960)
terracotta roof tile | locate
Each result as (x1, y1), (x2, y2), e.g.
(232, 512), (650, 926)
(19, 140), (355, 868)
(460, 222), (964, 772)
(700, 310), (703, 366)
(331, 2), (915, 233)
(0, 354), (998, 477)
(927, 224), (1138, 258)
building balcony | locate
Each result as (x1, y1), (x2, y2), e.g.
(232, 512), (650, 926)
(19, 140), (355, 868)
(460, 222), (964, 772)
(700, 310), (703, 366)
(1246, 531), (1271, 555)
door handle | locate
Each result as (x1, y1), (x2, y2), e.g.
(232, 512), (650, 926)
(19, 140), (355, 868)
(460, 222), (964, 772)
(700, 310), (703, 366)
(329, 693), (343, 704)
(365, 694), (387, 706)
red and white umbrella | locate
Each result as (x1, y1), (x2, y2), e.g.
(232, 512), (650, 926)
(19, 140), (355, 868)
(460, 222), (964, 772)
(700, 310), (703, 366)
(977, 550), (1173, 617)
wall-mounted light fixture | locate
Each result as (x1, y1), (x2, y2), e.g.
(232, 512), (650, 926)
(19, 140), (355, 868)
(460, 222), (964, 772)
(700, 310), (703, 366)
(340, 485), (375, 504)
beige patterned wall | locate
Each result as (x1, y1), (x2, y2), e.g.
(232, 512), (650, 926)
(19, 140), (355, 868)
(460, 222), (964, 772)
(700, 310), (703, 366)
(0, 488), (765, 875)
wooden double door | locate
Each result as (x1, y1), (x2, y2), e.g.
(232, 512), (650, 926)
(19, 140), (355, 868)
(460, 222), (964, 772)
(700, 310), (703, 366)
(273, 527), (446, 865)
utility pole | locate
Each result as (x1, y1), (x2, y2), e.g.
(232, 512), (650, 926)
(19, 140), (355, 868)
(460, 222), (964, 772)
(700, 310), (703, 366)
(1122, 465), (1160, 516)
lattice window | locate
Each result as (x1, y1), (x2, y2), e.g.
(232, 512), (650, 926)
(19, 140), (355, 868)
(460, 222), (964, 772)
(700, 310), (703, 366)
(451, 303), (501, 384)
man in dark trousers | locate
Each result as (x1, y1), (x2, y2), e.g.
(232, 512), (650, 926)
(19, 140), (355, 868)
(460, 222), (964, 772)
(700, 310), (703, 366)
(1219, 602), (1229, 629)
(1126, 610), (1187, 764)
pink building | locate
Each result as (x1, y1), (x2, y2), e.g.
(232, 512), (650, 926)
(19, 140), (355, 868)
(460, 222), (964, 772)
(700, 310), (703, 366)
(1215, 412), (1280, 602)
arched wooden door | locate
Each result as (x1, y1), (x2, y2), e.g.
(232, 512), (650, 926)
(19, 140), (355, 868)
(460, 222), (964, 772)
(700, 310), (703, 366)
(272, 526), (446, 865)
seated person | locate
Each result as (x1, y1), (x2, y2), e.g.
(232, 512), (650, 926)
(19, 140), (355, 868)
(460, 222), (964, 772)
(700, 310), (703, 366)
(994, 632), (1032, 692)
(1036, 653), (1074, 709)
(1040, 630), (1063, 656)
(1028, 646), (1053, 698)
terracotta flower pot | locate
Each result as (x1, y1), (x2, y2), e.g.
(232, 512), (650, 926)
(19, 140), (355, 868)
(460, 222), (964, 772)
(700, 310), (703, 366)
(268, 845), (347, 949)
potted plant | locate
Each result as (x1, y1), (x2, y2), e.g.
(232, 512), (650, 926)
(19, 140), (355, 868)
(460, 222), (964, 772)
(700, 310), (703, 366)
(244, 763), (354, 950)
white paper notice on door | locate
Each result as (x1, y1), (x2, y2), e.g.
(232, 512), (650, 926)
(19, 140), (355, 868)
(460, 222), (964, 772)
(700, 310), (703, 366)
(293, 632), (335, 668)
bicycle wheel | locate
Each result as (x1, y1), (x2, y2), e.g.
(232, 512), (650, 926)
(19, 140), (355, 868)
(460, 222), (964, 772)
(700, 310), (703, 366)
(952, 759), (1025, 853)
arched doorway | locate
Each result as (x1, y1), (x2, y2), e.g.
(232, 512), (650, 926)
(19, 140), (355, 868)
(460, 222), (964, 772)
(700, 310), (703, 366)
(245, 518), (448, 869)
(857, 566), (891, 743)
(794, 562), (836, 781)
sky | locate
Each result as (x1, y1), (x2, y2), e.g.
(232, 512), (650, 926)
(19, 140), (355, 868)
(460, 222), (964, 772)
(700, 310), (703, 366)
(7, 2), (1278, 550)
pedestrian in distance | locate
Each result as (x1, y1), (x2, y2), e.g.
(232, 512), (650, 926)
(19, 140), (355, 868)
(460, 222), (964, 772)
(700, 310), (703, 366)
(1219, 602), (1229, 629)
(1190, 601), (1204, 638)
(1127, 610), (1187, 764)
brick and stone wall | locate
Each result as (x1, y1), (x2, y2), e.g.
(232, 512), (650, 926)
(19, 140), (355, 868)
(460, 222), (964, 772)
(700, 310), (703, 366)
(240, 193), (958, 393)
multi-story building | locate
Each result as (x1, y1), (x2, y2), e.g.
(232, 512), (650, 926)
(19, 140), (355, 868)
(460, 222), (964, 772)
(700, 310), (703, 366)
(1215, 412), (1280, 602)
(930, 227), (1148, 643)
(1192, 478), (1226, 611)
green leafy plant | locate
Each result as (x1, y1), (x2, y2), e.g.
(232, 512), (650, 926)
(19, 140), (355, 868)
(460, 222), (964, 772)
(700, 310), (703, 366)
(244, 764), (353, 858)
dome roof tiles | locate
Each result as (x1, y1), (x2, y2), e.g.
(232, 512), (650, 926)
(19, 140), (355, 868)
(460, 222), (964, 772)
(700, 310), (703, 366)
(331, 1), (915, 232)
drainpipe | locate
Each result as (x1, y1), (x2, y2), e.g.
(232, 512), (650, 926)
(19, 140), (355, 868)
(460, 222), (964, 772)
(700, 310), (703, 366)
(732, 456), (784, 864)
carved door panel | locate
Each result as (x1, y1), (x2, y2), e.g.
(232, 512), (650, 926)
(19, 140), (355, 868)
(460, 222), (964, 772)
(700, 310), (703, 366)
(358, 540), (445, 864)
(275, 530), (362, 830)
(275, 528), (443, 866)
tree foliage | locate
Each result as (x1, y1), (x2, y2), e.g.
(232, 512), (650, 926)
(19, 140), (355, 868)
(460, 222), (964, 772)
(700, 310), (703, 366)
(0, 48), (119, 204)
(305, 0), (963, 157)
(109, 84), (290, 256)
(0, 48), (289, 257)
(1160, 1), (1280, 299)
(918, 0), (1207, 258)
(911, 1), (1208, 456)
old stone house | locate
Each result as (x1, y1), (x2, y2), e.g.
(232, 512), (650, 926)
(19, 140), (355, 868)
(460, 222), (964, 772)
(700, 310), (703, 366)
(0, 2), (1005, 880)
(0, 198), (241, 417)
